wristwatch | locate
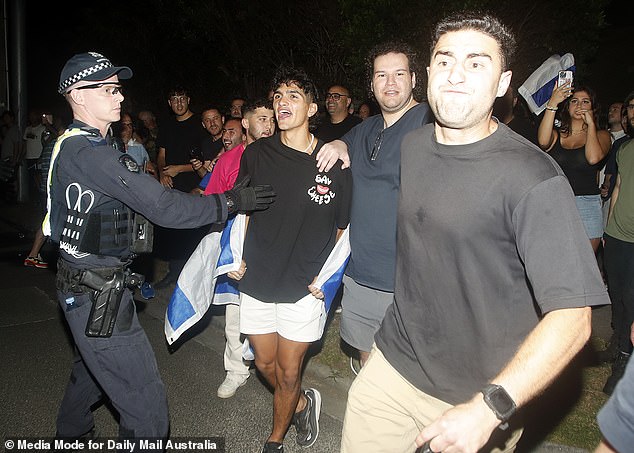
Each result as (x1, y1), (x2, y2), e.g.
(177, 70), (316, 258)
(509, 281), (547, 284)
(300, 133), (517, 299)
(481, 384), (516, 430)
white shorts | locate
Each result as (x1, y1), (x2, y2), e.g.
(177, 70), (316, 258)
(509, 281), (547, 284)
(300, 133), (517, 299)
(239, 292), (327, 343)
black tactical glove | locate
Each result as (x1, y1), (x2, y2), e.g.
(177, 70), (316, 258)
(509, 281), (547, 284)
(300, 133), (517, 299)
(225, 176), (275, 214)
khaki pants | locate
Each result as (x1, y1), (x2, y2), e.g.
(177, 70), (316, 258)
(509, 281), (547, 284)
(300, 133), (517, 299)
(341, 346), (523, 453)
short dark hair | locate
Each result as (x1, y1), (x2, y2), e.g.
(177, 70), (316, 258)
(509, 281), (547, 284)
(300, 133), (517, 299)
(201, 105), (223, 116)
(271, 66), (320, 104)
(624, 91), (634, 107)
(167, 86), (189, 98)
(223, 116), (246, 135)
(364, 41), (421, 100)
(242, 98), (273, 117)
(431, 11), (516, 72)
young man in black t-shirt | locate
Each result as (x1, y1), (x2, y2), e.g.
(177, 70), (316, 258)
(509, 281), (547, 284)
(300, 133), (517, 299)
(229, 68), (351, 453)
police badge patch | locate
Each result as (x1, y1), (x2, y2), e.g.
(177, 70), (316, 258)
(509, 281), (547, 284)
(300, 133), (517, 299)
(119, 154), (140, 172)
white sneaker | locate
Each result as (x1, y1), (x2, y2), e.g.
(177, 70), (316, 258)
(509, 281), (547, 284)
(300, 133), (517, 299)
(217, 373), (249, 398)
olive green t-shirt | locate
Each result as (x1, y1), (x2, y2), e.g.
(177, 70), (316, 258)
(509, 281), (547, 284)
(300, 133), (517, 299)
(606, 139), (634, 243)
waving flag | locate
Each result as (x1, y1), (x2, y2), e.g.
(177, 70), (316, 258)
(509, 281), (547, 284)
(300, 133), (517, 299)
(518, 53), (575, 116)
(165, 215), (244, 345)
(164, 215), (351, 345)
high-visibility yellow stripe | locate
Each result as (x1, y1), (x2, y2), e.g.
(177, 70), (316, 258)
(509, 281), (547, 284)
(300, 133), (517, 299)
(42, 128), (91, 236)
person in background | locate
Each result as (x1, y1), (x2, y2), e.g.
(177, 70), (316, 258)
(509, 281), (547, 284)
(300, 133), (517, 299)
(154, 86), (208, 289)
(314, 84), (362, 143)
(316, 41), (433, 373)
(24, 114), (64, 269)
(538, 84), (611, 253)
(204, 99), (275, 400)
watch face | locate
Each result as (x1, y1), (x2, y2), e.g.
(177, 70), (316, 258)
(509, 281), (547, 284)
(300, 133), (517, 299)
(489, 387), (515, 416)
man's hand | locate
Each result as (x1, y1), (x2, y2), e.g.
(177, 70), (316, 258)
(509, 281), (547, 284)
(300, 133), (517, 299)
(159, 172), (173, 188)
(308, 276), (324, 299)
(416, 395), (501, 453)
(162, 165), (180, 177)
(227, 260), (247, 281)
(224, 176), (275, 213)
(315, 140), (350, 172)
(190, 158), (204, 171)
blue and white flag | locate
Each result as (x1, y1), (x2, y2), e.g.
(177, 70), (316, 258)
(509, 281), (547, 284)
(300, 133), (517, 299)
(164, 214), (351, 345)
(518, 53), (575, 116)
(313, 227), (350, 313)
(164, 215), (244, 345)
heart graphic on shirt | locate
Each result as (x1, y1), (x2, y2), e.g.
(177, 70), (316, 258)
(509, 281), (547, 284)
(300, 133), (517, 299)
(317, 184), (330, 195)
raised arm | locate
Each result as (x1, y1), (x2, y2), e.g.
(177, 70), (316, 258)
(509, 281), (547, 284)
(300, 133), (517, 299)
(537, 82), (572, 151)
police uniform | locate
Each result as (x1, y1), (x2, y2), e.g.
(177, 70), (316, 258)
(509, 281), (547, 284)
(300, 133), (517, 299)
(48, 52), (234, 441)
(47, 118), (232, 439)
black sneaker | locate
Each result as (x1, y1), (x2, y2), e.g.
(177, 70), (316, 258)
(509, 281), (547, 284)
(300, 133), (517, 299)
(293, 388), (321, 447)
(261, 441), (284, 453)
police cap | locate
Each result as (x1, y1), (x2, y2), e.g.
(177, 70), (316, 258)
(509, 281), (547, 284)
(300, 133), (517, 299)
(58, 52), (132, 94)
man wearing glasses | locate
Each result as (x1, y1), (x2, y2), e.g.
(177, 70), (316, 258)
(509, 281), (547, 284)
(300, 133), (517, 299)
(48, 52), (274, 443)
(154, 86), (209, 288)
(314, 84), (362, 143)
(316, 42), (433, 371)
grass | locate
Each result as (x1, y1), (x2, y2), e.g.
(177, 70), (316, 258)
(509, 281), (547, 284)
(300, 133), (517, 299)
(311, 314), (613, 451)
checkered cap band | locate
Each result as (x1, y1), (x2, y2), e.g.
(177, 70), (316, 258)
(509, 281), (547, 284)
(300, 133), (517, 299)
(58, 61), (114, 94)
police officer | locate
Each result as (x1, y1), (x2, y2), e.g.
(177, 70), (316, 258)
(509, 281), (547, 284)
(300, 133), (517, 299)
(47, 52), (274, 442)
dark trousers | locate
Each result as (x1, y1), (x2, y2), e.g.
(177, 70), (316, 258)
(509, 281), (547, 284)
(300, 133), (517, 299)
(56, 286), (169, 438)
(604, 234), (634, 354)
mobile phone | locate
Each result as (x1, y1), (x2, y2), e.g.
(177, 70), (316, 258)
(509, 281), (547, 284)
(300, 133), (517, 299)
(189, 148), (203, 161)
(557, 70), (573, 88)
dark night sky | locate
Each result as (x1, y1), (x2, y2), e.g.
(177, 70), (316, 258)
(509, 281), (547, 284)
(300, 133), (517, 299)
(21, 0), (634, 122)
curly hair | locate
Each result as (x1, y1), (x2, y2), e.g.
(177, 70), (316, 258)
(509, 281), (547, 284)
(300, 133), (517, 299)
(270, 66), (320, 104)
(364, 41), (421, 100)
(431, 11), (516, 72)
(558, 85), (600, 135)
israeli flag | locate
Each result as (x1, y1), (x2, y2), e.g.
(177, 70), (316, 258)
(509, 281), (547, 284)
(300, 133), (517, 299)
(165, 215), (245, 345)
(313, 227), (350, 313)
(518, 53), (575, 116)
(164, 215), (351, 345)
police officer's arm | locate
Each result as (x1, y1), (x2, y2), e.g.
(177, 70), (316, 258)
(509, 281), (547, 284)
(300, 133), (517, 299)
(69, 145), (273, 228)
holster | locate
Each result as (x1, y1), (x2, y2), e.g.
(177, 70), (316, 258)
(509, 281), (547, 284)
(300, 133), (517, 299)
(80, 270), (126, 338)
(56, 259), (145, 338)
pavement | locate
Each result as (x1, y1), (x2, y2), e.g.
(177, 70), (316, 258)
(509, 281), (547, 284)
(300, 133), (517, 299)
(0, 198), (610, 453)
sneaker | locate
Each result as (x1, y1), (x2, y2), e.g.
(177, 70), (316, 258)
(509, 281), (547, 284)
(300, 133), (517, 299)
(217, 373), (249, 398)
(294, 388), (321, 447)
(24, 255), (48, 269)
(261, 441), (284, 453)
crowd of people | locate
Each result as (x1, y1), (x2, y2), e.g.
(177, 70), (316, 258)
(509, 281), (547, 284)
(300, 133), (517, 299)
(4, 8), (634, 453)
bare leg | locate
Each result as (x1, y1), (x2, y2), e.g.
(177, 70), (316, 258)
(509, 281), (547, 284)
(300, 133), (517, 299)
(249, 333), (310, 444)
(28, 227), (46, 257)
(271, 335), (310, 443)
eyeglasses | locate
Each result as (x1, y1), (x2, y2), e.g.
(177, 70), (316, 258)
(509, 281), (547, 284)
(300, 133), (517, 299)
(325, 92), (347, 101)
(73, 83), (123, 96)
(370, 129), (384, 161)
(169, 95), (188, 104)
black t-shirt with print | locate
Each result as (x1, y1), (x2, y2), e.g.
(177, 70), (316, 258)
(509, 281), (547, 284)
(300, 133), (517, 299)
(237, 134), (352, 303)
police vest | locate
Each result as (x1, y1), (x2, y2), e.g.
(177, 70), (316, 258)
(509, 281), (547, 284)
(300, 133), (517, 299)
(43, 128), (142, 259)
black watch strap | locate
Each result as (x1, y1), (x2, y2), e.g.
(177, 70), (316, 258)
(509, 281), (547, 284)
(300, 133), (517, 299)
(481, 384), (516, 430)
